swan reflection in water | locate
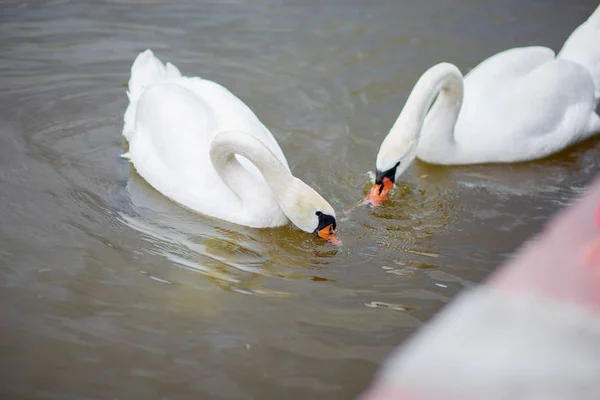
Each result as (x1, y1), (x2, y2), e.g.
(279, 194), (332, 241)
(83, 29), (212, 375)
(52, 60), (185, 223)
(121, 172), (339, 298)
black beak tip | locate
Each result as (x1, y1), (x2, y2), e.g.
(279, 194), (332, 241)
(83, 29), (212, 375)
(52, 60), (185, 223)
(374, 169), (384, 185)
(375, 161), (400, 186)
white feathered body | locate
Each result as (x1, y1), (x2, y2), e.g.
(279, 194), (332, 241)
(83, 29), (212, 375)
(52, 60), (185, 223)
(417, 7), (600, 165)
(123, 50), (290, 227)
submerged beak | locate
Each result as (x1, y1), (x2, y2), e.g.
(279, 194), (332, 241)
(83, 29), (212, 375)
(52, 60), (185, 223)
(363, 162), (400, 207)
(315, 224), (342, 246)
(364, 176), (394, 207)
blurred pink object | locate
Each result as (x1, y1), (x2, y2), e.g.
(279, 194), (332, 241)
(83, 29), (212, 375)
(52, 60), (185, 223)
(359, 175), (600, 400)
(583, 204), (600, 269)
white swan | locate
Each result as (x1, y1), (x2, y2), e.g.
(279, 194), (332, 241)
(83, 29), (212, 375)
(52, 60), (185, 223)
(366, 6), (600, 206)
(123, 50), (340, 244)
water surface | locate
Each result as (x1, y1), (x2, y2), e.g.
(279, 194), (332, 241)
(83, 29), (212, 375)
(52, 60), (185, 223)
(1, 0), (599, 398)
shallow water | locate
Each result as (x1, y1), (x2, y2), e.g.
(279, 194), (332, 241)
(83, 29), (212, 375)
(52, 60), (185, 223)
(1, 0), (599, 398)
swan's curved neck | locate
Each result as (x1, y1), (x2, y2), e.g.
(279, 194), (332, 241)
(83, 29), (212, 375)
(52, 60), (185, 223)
(385, 63), (464, 164)
(209, 131), (291, 207)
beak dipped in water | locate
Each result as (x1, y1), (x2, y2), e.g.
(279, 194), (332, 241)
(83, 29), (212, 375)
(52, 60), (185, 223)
(313, 211), (342, 246)
(364, 162), (400, 207)
(315, 223), (342, 246)
(364, 176), (394, 207)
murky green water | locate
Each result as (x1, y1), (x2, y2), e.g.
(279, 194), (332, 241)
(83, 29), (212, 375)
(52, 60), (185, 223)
(1, 0), (599, 398)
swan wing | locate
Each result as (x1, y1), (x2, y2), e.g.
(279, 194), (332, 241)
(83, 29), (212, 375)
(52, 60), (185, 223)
(464, 46), (555, 89)
(456, 55), (598, 163)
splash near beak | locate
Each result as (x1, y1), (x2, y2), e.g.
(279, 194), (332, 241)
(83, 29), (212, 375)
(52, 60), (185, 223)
(364, 176), (394, 207)
(316, 224), (342, 246)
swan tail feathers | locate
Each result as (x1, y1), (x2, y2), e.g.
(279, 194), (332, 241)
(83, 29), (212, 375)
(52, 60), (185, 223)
(558, 5), (600, 99)
(128, 49), (181, 102)
(123, 49), (182, 140)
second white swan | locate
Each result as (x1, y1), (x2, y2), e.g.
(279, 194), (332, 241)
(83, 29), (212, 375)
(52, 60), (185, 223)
(367, 6), (600, 206)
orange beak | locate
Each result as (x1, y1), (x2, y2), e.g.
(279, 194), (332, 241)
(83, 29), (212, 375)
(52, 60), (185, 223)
(316, 224), (342, 246)
(363, 176), (394, 207)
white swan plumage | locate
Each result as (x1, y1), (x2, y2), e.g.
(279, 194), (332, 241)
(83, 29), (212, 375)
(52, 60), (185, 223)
(123, 50), (340, 244)
(367, 6), (600, 206)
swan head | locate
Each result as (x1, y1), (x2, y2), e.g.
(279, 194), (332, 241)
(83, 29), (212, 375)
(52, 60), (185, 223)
(364, 136), (417, 207)
(279, 177), (341, 246)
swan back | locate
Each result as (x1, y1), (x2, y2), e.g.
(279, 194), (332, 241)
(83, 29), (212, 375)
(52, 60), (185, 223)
(124, 50), (290, 172)
(451, 48), (598, 163)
